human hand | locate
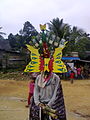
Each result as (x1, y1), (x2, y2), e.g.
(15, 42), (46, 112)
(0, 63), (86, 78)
(38, 103), (45, 109)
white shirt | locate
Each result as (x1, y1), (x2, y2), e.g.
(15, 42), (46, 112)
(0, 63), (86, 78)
(34, 73), (60, 107)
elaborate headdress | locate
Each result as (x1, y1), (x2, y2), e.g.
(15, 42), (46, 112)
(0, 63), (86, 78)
(24, 24), (67, 73)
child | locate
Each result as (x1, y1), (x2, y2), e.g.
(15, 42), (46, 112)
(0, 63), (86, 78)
(25, 72), (40, 107)
(70, 71), (75, 84)
(77, 67), (81, 79)
(26, 79), (35, 107)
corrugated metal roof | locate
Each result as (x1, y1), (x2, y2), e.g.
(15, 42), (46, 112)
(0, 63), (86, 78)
(78, 59), (90, 62)
(62, 57), (80, 60)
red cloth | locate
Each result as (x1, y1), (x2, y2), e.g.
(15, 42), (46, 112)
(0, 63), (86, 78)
(39, 57), (44, 71)
(77, 68), (81, 75)
(43, 42), (50, 58)
(48, 57), (54, 71)
(28, 93), (33, 105)
(28, 82), (35, 105)
(28, 82), (35, 94)
(70, 72), (75, 79)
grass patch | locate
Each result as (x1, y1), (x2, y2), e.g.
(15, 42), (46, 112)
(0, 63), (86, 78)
(0, 70), (30, 81)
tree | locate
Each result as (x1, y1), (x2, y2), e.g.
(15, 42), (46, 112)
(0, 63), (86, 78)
(47, 18), (71, 51)
(0, 26), (6, 41)
(0, 27), (6, 36)
(0, 35), (4, 41)
(75, 37), (90, 59)
(8, 21), (38, 51)
(19, 21), (38, 44)
(48, 18), (71, 41)
(63, 26), (89, 57)
(47, 18), (90, 59)
(8, 33), (17, 50)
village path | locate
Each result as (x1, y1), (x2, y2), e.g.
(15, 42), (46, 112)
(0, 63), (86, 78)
(0, 96), (87, 120)
(0, 79), (90, 120)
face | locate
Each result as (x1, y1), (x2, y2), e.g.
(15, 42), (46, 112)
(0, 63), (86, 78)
(44, 70), (51, 78)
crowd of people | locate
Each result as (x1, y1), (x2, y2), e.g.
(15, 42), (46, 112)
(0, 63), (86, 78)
(26, 64), (90, 107)
(60, 64), (90, 83)
(24, 24), (90, 120)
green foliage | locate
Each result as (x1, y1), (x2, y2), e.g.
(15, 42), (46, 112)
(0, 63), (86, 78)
(8, 21), (38, 51)
(75, 37), (90, 58)
(0, 26), (6, 36)
(0, 26), (6, 41)
(8, 33), (17, 49)
(48, 17), (71, 40)
(48, 18), (90, 59)
(5, 19), (90, 60)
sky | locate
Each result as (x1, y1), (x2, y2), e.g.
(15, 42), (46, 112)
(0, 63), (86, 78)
(0, 0), (90, 38)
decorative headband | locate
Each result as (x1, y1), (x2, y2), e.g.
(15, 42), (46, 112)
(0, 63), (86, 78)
(24, 24), (67, 73)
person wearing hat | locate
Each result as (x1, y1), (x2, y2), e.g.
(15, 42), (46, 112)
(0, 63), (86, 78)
(24, 24), (67, 120)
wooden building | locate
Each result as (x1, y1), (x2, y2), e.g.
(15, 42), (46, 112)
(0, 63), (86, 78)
(0, 40), (29, 69)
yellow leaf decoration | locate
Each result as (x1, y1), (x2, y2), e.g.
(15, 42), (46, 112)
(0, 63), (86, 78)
(24, 42), (67, 73)
(24, 45), (40, 72)
(53, 42), (67, 73)
(40, 24), (46, 31)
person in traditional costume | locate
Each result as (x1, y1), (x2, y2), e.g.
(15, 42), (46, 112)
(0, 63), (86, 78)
(24, 24), (67, 120)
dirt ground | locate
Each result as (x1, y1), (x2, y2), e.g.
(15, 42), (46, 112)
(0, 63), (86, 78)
(0, 78), (90, 120)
